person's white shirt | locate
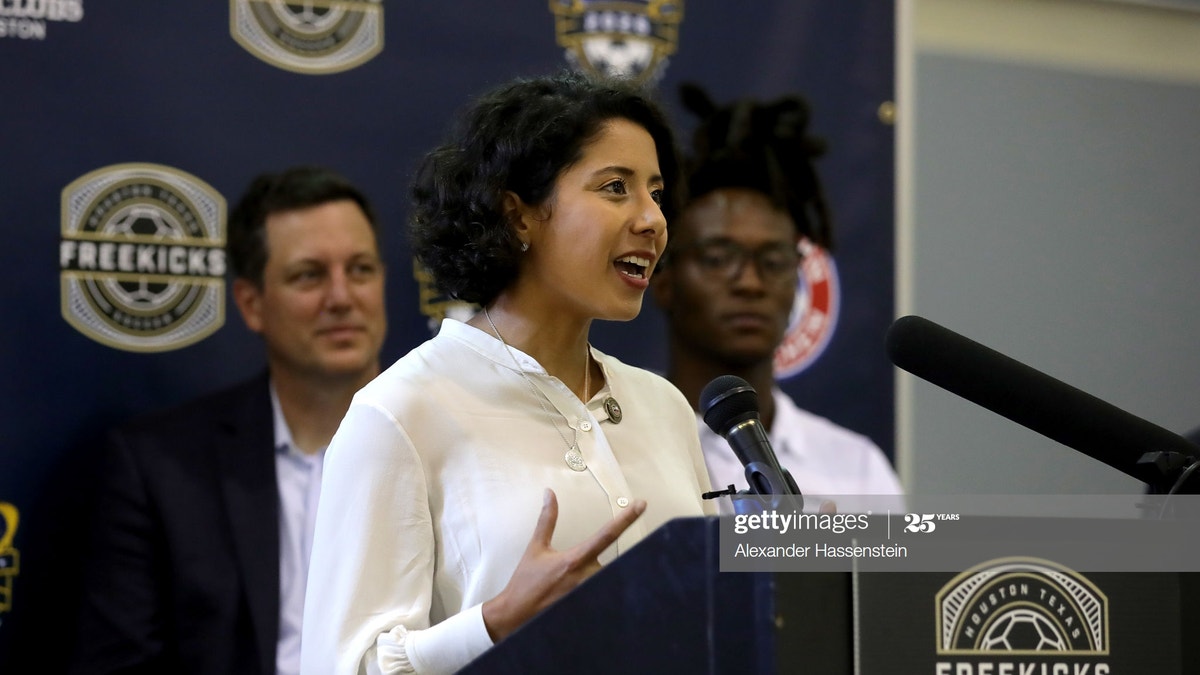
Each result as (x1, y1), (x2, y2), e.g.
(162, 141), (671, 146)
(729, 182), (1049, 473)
(271, 384), (326, 675)
(700, 387), (903, 513)
(301, 319), (714, 675)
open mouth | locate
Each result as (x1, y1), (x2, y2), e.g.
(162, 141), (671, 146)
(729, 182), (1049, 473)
(614, 255), (651, 279)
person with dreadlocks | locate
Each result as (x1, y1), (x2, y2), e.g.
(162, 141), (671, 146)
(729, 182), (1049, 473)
(650, 84), (902, 508)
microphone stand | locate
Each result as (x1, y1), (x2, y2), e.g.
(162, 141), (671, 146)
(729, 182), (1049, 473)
(1139, 450), (1200, 495)
(1137, 450), (1200, 522)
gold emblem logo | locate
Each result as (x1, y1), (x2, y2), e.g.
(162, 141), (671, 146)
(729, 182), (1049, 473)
(549, 0), (683, 84)
(60, 163), (226, 352)
(230, 0), (384, 75)
(937, 557), (1109, 655)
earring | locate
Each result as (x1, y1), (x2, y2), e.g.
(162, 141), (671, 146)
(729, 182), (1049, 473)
(520, 241), (529, 252)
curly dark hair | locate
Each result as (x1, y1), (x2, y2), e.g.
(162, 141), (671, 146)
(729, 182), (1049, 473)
(227, 165), (379, 286)
(677, 83), (833, 250)
(409, 70), (682, 306)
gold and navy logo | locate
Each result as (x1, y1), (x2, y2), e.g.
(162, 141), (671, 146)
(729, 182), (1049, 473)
(230, 0), (383, 75)
(549, 0), (683, 84)
(0, 503), (19, 618)
(60, 163), (226, 353)
(414, 260), (477, 335)
(937, 557), (1109, 664)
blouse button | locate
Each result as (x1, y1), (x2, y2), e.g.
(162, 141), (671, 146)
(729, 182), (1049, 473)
(616, 497), (630, 508)
(579, 420), (593, 432)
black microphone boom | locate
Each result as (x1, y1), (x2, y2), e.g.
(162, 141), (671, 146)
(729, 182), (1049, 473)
(885, 315), (1200, 488)
(700, 375), (802, 501)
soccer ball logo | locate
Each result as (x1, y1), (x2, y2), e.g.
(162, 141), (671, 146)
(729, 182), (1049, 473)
(60, 163), (227, 352)
(980, 609), (1068, 651)
(936, 558), (1107, 656)
(270, 0), (343, 34)
(104, 204), (186, 309)
(230, 0), (383, 75)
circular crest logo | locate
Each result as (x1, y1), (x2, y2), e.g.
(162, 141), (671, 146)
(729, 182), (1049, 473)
(60, 163), (227, 353)
(549, 0), (683, 84)
(936, 557), (1109, 655)
(774, 237), (839, 379)
(230, 0), (383, 75)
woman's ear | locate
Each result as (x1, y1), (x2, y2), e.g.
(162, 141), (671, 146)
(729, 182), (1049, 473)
(503, 190), (547, 247)
(503, 191), (530, 240)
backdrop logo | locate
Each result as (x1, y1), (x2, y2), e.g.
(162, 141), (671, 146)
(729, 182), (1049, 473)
(936, 557), (1110, 672)
(60, 163), (226, 353)
(230, 0), (383, 75)
(774, 238), (839, 379)
(0, 0), (83, 41)
(549, 0), (683, 84)
(413, 260), (476, 335)
(0, 503), (19, 620)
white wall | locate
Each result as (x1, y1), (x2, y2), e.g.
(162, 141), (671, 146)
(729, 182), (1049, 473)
(896, 0), (1200, 494)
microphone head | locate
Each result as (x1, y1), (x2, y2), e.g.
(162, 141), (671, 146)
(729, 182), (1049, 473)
(700, 375), (760, 436)
(885, 314), (950, 376)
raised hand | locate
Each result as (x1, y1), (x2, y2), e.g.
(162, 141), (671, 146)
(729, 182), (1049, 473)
(481, 488), (646, 642)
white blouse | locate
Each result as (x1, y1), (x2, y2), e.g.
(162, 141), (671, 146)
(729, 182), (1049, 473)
(301, 319), (714, 675)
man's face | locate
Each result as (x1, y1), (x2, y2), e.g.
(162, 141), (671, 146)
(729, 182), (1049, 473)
(652, 187), (798, 368)
(233, 199), (387, 383)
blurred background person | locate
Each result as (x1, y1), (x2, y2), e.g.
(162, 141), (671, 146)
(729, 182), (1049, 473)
(69, 166), (388, 675)
(651, 84), (902, 506)
(301, 71), (713, 675)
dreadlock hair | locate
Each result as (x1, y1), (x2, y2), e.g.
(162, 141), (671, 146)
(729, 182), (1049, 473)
(678, 82), (834, 250)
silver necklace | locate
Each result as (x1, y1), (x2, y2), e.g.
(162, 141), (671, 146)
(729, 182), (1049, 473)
(483, 307), (590, 472)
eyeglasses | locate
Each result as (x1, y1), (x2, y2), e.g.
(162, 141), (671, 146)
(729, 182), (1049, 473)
(670, 239), (801, 283)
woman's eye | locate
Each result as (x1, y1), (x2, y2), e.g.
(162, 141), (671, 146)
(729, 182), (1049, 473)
(603, 179), (628, 195)
(650, 189), (664, 206)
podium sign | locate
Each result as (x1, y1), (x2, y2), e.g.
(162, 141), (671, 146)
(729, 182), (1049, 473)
(465, 517), (1196, 674)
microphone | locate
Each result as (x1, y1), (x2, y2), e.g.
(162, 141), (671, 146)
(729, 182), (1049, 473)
(885, 315), (1200, 489)
(700, 375), (802, 503)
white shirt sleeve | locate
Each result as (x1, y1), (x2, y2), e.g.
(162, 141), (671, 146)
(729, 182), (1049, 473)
(301, 402), (494, 675)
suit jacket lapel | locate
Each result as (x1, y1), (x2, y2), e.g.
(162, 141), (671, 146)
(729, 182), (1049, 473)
(217, 373), (279, 675)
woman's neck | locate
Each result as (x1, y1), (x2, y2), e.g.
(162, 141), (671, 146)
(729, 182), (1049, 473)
(469, 297), (596, 401)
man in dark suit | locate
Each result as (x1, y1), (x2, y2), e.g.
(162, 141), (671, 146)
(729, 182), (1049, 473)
(69, 166), (389, 675)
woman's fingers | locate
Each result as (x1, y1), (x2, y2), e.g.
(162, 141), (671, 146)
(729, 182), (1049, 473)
(530, 488), (560, 549)
(483, 495), (648, 642)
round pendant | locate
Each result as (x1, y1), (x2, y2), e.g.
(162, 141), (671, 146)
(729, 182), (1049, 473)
(603, 396), (622, 424)
(564, 447), (587, 472)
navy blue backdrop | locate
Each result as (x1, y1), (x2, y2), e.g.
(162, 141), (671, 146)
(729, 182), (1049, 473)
(0, 0), (894, 650)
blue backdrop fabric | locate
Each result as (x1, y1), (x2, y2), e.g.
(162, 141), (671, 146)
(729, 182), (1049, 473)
(0, 0), (894, 648)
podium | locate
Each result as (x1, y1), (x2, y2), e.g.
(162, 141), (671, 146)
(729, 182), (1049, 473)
(463, 516), (1199, 674)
